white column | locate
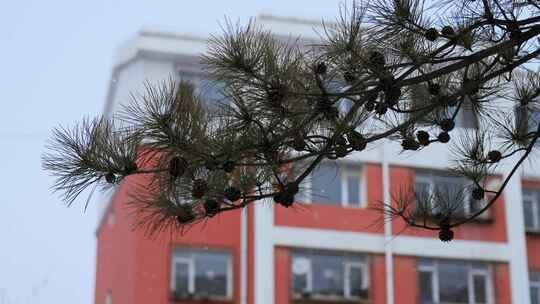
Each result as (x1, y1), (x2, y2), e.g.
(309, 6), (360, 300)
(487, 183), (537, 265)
(381, 144), (394, 304)
(503, 169), (531, 304)
(254, 200), (275, 304)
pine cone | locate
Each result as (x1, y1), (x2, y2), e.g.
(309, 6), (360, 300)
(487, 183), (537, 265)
(315, 62), (327, 75)
(441, 26), (455, 36)
(488, 150), (502, 163)
(348, 131), (367, 151)
(438, 132), (451, 143)
(177, 204), (195, 224)
(369, 51), (386, 68)
(375, 103), (388, 115)
(224, 186), (242, 202)
(203, 199), (220, 217)
(273, 192), (295, 208)
(440, 119), (455, 132)
(416, 130), (430, 146)
(428, 83), (440, 95)
(472, 188), (485, 200)
(365, 100), (376, 112)
(335, 145), (348, 158)
(385, 86), (401, 106)
(425, 28), (439, 41)
(223, 160), (235, 173)
(292, 135), (306, 151)
(169, 157), (187, 178)
(105, 173), (116, 184)
(439, 227), (454, 242)
(402, 139), (420, 151)
(192, 179), (208, 199)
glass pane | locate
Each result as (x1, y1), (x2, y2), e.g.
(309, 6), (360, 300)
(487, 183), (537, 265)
(438, 261), (469, 303)
(347, 176), (360, 206)
(531, 271), (540, 282)
(292, 256), (310, 294)
(312, 254), (344, 296)
(460, 106), (478, 129)
(199, 78), (226, 110)
(418, 271), (433, 303)
(194, 252), (228, 297)
(414, 180), (432, 214)
(531, 286), (539, 304)
(174, 262), (190, 296)
(434, 175), (466, 216)
(473, 275), (487, 303)
(348, 266), (365, 298)
(524, 200), (535, 229)
(528, 107), (540, 132)
(311, 164), (342, 205)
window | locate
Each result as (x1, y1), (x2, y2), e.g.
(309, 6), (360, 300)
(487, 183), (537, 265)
(291, 250), (368, 300)
(178, 72), (226, 110)
(298, 162), (364, 207)
(531, 272), (540, 304)
(409, 84), (478, 129)
(170, 248), (232, 300)
(415, 171), (488, 219)
(516, 105), (540, 142)
(450, 99), (479, 129)
(418, 259), (493, 304)
(523, 189), (540, 232)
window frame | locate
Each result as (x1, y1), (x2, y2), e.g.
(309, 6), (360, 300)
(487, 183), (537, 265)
(291, 251), (369, 301)
(408, 84), (478, 130)
(523, 189), (540, 232)
(414, 171), (490, 220)
(170, 248), (233, 300)
(516, 104), (540, 147)
(298, 162), (366, 208)
(417, 259), (494, 304)
(176, 69), (227, 110)
(531, 271), (540, 304)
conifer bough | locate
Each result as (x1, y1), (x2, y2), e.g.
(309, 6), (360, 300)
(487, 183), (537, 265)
(43, 1), (540, 241)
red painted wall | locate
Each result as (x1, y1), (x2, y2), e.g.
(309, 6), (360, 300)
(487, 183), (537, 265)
(95, 172), (244, 304)
(95, 159), (514, 304)
(493, 263), (512, 304)
(274, 247), (291, 304)
(95, 176), (142, 304)
(393, 256), (418, 303)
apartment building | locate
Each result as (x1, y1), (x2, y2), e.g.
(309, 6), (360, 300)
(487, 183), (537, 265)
(94, 14), (540, 304)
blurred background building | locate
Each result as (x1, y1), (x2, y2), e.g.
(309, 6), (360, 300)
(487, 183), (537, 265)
(94, 14), (540, 304)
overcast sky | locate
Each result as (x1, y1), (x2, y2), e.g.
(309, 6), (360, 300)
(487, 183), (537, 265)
(0, 1), (341, 303)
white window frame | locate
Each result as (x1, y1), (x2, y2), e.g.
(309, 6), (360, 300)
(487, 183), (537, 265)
(452, 97), (479, 130)
(515, 105), (540, 147)
(299, 162), (366, 208)
(415, 171), (489, 219)
(418, 260), (494, 304)
(292, 257), (313, 293)
(344, 261), (369, 298)
(523, 189), (540, 232)
(531, 272), (540, 304)
(291, 253), (368, 300)
(170, 249), (233, 300)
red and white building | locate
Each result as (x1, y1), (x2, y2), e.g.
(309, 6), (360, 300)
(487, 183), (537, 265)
(95, 14), (540, 304)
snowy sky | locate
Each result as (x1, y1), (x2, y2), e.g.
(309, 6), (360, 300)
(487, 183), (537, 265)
(0, 1), (340, 303)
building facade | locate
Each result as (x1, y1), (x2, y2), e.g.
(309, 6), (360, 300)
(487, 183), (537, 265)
(94, 15), (540, 304)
